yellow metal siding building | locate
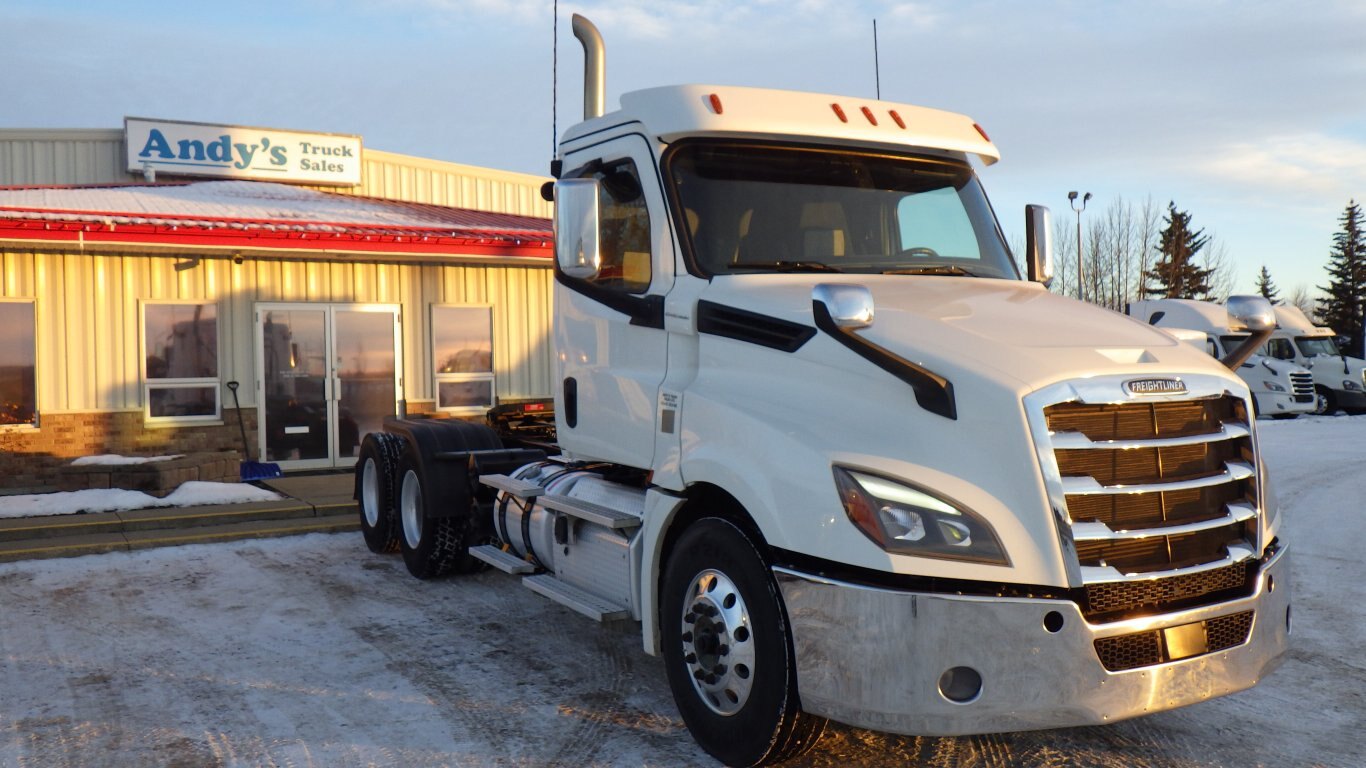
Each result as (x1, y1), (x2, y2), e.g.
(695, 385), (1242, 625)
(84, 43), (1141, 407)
(0, 126), (555, 487)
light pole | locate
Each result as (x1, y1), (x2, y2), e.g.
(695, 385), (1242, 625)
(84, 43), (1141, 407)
(1068, 191), (1092, 302)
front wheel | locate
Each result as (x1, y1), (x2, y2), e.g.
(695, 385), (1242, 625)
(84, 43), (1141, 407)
(1313, 385), (1338, 415)
(661, 519), (826, 767)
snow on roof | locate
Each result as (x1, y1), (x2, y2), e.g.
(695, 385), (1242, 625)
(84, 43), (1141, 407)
(0, 180), (553, 260)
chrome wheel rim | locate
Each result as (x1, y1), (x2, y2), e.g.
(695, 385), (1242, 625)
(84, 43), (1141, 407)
(680, 569), (756, 716)
(400, 469), (423, 549)
(361, 458), (380, 527)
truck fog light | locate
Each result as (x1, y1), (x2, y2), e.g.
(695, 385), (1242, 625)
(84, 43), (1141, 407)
(938, 666), (982, 704)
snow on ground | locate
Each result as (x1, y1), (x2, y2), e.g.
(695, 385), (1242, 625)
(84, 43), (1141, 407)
(0, 481), (282, 519)
(69, 454), (183, 466)
(0, 417), (1361, 767)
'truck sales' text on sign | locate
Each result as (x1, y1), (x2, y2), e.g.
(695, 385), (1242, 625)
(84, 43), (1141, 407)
(125, 117), (363, 186)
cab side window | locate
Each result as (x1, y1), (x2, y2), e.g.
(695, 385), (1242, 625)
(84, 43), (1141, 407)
(1264, 338), (1295, 360)
(581, 161), (651, 293)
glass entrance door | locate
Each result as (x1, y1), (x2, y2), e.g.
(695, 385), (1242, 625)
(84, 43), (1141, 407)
(257, 303), (401, 470)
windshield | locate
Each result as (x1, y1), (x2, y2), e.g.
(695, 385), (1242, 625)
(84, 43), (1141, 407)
(1296, 336), (1341, 356)
(665, 142), (1018, 278)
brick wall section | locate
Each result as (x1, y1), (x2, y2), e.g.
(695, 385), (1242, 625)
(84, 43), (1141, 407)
(58, 452), (240, 496)
(0, 410), (254, 492)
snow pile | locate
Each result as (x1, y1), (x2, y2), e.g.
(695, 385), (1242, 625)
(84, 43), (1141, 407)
(0, 481), (282, 519)
(70, 454), (184, 466)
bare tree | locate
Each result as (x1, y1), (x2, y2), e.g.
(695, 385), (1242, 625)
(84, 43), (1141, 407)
(1200, 238), (1237, 302)
(1287, 285), (1318, 321)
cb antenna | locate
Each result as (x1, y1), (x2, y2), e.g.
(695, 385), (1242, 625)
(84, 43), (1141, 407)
(873, 19), (881, 100)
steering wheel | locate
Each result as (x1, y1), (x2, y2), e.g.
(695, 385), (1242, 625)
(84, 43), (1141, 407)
(896, 246), (941, 259)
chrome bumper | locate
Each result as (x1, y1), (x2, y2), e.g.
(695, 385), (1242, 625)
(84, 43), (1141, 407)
(775, 546), (1290, 736)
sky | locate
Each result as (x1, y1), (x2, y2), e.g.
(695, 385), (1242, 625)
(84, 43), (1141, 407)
(2, 0), (1364, 298)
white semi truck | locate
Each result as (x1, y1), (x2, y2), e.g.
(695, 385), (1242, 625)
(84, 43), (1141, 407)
(1127, 298), (1315, 418)
(354, 17), (1290, 766)
(1265, 305), (1366, 414)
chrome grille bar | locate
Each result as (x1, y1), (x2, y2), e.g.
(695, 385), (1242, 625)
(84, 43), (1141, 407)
(1071, 502), (1257, 542)
(1060, 461), (1254, 496)
(1049, 423), (1249, 450)
(1080, 543), (1256, 584)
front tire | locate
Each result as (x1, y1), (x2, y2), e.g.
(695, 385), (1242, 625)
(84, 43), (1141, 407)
(355, 433), (404, 553)
(397, 451), (465, 579)
(661, 519), (826, 767)
(1313, 385), (1338, 415)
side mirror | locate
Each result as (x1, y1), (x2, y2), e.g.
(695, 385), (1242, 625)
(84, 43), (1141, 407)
(554, 178), (601, 279)
(1024, 205), (1053, 287)
(812, 283), (874, 329)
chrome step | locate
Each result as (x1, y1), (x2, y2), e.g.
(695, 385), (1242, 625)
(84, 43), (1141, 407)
(479, 474), (544, 498)
(539, 494), (642, 530)
(469, 544), (535, 574)
(522, 574), (631, 622)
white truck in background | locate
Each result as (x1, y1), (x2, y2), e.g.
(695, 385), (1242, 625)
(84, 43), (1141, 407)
(1265, 305), (1366, 414)
(352, 17), (1291, 766)
(1128, 299), (1315, 418)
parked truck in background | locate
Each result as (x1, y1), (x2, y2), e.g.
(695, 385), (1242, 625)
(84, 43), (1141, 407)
(353, 17), (1291, 766)
(1264, 305), (1366, 414)
(1128, 299), (1315, 418)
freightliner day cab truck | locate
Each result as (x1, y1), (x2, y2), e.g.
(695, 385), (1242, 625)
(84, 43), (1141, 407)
(354, 17), (1290, 766)
(1127, 299), (1316, 418)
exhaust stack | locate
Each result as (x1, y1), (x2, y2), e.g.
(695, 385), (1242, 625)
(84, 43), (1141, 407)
(572, 14), (605, 120)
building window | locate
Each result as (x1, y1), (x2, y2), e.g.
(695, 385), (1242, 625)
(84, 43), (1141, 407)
(432, 305), (494, 412)
(144, 301), (220, 422)
(0, 301), (36, 427)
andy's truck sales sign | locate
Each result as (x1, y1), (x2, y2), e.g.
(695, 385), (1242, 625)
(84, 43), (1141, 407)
(125, 117), (362, 186)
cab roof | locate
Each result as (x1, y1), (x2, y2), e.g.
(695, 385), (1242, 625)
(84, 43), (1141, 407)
(561, 84), (1000, 166)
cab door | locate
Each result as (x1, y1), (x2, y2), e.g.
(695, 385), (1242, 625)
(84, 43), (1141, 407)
(554, 134), (675, 467)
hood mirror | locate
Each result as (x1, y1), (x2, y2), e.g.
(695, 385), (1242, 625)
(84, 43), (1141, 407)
(1221, 295), (1277, 370)
(813, 283), (874, 329)
(1024, 204), (1053, 286)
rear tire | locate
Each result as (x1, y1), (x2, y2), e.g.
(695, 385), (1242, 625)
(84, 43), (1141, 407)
(661, 518), (826, 767)
(355, 433), (404, 553)
(397, 451), (465, 579)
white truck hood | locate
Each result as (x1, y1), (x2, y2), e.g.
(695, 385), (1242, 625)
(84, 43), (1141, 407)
(701, 274), (1229, 391)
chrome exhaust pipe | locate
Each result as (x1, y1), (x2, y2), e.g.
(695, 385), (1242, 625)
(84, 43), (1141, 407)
(572, 14), (605, 120)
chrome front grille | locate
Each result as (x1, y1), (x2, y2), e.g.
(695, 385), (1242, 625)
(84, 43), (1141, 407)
(1027, 375), (1262, 623)
(1289, 372), (1314, 403)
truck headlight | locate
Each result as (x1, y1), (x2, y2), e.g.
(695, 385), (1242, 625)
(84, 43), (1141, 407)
(1344, 379), (1362, 391)
(833, 467), (1009, 565)
(1261, 381), (1286, 392)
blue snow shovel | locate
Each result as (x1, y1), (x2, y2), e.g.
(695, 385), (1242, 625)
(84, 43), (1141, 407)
(227, 381), (283, 481)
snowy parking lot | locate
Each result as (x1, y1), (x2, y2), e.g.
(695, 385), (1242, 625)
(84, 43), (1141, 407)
(0, 416), (1362, 767)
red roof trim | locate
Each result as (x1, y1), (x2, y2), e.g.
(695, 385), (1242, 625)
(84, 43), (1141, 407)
(0, 217), (553, 258)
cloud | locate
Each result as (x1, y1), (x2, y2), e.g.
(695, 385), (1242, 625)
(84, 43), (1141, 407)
(1200, 134), (1366, 199)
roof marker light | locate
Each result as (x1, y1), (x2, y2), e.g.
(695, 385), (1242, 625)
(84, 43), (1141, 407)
(708, 93), (724, 115)
(973, 123), (991, 142)
(889, 110), (906, 129)
(831, 103), (848, 123)
(861, 106), (878, 126)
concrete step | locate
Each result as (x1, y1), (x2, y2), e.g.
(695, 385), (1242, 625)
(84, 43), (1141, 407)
(0, 513), (359, 563)
(0, 500), (320, 543)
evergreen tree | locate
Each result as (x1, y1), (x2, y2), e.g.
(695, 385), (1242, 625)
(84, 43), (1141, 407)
(1316, 200), (1366, 358)
(1255, 265), (1280, 303)
(1143, 202), (1214, 299)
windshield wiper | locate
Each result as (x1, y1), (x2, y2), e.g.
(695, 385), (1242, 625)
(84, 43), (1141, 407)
(729, 261), (843, 273)
(881, 265), (978, 277)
